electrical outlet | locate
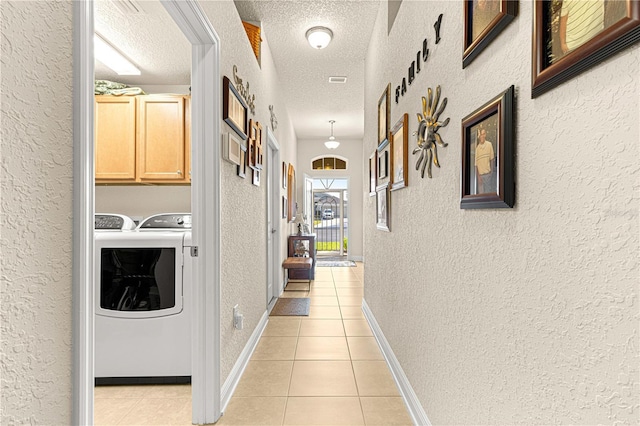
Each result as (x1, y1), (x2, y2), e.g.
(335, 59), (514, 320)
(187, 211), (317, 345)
(233, 305), (243, 330)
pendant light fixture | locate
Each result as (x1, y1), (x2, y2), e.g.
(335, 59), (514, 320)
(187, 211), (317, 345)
(324, 120), (340, 150)
(306, 26), (333, 49)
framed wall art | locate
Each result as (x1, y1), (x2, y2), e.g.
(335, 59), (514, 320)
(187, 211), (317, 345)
(463, 0), (518, 68)
(252, 168), (261, 187)
(282, 162), (287, 189)
(368, 150), (377, 197)
(253, 120), (263, 169)
(223, 76), (248, 139)
(377, 83), (391, 147)
(532, 0), (640, 97)
(223, 132), (242, 166)
(282, 196), (287, 218)
(390, 113), (408, 191)
(377, 139), (390, 184)
(287, 163), (296, 222)
(460, 85), (515, 209)
(376, 183), (390, 232)
(237, 141), (247, 178)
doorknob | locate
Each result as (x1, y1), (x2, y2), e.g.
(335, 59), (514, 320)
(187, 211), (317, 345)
(271, 228), (277, 234)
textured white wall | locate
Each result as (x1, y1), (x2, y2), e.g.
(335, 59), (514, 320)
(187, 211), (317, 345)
(199, 0), (298, 383)
(364, 1), (639, 424)
(297, 138), (364, 260)
(95, 186), (191, 220)
(1, 1), (73, 423)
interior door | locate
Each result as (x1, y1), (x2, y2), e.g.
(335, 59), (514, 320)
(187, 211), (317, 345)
(266, 134), (280, 307)
(267, 144), (275, 305)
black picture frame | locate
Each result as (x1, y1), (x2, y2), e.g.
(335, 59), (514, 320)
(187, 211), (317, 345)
(223, 76), (248, 139)
(390, 113), (409, 191)
(377, 84), (391, 147)
(368, 150), (377, 197)
(377, 139), (390, 182)
(282, 162), (287, 189)
(460, 85), (515, 209)
(532, 0), (640, 98)
(463, 0), (518, 68)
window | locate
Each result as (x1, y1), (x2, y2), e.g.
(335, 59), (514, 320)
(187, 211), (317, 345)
(311, 156), (348, 170)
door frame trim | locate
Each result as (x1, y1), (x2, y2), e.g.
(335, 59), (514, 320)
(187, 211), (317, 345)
(266, 128), (282, 299)
(72, 1), (222, 423)
(72, 2), (95, 421)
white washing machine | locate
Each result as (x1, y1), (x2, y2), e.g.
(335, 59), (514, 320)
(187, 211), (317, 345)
(95, 213), (192, 384)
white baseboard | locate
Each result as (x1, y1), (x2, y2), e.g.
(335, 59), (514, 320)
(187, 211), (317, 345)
(362, 300), (431, 426)
(220, 310), (269, 413)
(349, 255), (364, 262)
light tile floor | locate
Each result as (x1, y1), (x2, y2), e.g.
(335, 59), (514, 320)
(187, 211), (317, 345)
(94, 263), (412, 425)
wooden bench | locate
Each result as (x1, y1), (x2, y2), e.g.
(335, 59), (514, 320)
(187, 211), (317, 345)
(282, 257), (313, 291)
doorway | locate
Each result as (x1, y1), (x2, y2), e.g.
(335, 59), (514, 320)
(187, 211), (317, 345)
(266, 129), (281, 308)
(73, 1), (221, 424)
(312, 179), (349, 260)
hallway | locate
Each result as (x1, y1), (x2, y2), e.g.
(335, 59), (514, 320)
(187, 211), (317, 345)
(94, 264), (413, 425)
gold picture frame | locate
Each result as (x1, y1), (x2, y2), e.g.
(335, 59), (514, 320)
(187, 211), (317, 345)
(390, 113), (408, 191)
(377, 83), (391, 147)
(287, 164), (296, 222)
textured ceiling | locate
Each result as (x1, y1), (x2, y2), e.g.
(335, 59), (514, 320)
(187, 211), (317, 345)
(230, 0), (381, 139)
(95, 0), (381, 140)
(94, 0), (191, 86)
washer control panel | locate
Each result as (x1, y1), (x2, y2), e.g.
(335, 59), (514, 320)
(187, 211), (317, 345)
(95, 214), (136, 230)
(138, 213), (192, 229)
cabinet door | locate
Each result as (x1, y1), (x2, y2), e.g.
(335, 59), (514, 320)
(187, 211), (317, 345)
(185, 96), (191, 183)
(95, 96), (137, 181)
(137, 96), (186, 182)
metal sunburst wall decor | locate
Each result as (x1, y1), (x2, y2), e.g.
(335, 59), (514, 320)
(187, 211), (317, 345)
(412, 85), (450, 178)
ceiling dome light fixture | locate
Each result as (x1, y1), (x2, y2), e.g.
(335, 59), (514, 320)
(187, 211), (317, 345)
(324, 120), (340, 150)
(306, 26), (333, 49)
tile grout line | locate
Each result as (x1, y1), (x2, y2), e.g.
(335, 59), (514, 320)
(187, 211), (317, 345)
(282, 312), (303, 426)
(338, 269), (370, 426)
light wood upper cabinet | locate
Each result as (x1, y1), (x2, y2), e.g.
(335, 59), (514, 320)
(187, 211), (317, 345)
(95, 96), (137, 181)
(185, 97), (191, 181)
(95, 94), (190, 184)
(137, 96), (186, 182)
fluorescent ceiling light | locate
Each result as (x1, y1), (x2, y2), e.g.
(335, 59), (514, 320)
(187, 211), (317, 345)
(94, 34), (141, 75)
(306, 27), (333, 49)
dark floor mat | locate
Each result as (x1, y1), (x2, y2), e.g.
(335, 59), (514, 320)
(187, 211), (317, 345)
(270, 298), (310, 316)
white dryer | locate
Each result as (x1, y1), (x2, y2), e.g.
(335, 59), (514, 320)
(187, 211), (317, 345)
(95, 213), (192, 384)
(95, 213), (136, 232)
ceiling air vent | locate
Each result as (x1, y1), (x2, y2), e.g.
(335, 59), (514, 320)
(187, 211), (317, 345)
(329, 76), (347, 84)
(111, 0), (145, 14)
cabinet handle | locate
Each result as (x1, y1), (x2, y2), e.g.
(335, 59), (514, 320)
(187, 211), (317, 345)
(177, 170), (182, 175)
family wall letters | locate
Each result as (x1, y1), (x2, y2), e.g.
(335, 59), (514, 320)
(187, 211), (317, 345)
(395, 14), (443, 104)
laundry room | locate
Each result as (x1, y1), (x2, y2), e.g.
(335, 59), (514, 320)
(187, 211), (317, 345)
(93, 0), (192, 224)
(92, 0), (194, 386)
